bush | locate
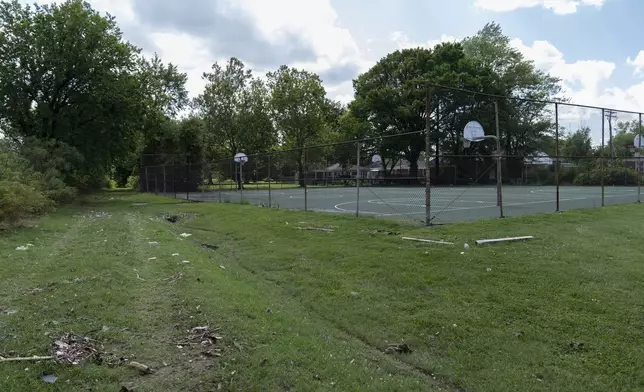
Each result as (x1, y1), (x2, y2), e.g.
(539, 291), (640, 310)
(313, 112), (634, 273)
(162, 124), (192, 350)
(0, 180), (53, 223)
(573, 167), (638, 186)
(126, 174), (140, 189)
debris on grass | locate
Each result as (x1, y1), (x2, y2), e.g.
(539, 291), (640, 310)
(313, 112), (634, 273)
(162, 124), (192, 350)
(363, 229), (400, 236)
(40, 373), (57, 383)
(148, 257), (157, 261)
(384, 343), (412, 355)
(132, 202), (149, 207)
(52, 333), (101, 365)
(174, 326), (223, 359)
(128, 361), (153, 375)
(350, 292), (360, 297)
(475, 236), (535, 246)
(182, 260), (190, 264)
(15, 246), (28, 251)
(179, 233), (192, 238)
(148, 241), (160, 246)
(77, 211), (112, 220)
(0, 355), (54, 362)
(162, 272), (184, 283)
(464, 243), (470, 249)
(219, 265), (226, 270)
(297, 227), (335, 233)
(134, 269), (145, 281)
(201, 243), (219, 251)
(171, 253), (180, 256)
(402, 237), (454, 245)
(1, 309), (18, 316)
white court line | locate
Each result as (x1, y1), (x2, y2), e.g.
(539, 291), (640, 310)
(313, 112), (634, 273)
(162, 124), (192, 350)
(334, 193), (638, 217)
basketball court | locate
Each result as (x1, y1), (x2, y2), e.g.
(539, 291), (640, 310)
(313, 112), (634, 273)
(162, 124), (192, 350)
(172, 185), (640, 224)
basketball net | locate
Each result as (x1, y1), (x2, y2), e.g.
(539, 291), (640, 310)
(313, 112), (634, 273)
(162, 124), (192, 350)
(463, 139), (472, 149)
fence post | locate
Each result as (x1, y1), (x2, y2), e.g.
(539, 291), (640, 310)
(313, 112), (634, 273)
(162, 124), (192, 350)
(304, 148), (308, 212)
(186, 163), (191, 201)
(601, 109), (605, 207)
(163, 165), (167, 195)
(356, 141), (360, 217)
(268, 153), (272, 208)
(173, 160), (177, 199)
(639, 113), (642, 203)
(494, 100), (504, 218)
(555, 103), (560, 212)
(144, 166), (149, 193)
(425, 87), (432, 226)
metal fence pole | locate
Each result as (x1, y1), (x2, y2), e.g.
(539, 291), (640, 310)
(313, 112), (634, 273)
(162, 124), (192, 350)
(144, 166), (149, 193)
(239, 161), (243, 203)
(303, 148), (308, 211)
(494, 100), (504, 218)
(356, 141), (360, 217)
(163, 165), (167, 195)
(555, 103), (560, 212)
(601, 109), (605, 207)
(425, 87), (432, 226)
(639, 113), (642, 203)
(268, 153), (272, 208)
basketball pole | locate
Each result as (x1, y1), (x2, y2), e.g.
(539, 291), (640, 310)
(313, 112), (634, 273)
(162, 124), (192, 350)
(555, 103), (560, 212)
(494, 101), (504, 218)
(425, 87), (432, 227)
(639, 113), (642, 203)
(601, 109), (605, 207)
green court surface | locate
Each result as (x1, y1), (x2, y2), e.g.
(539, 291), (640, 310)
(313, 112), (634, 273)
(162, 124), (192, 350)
(171, 185), (642, 223)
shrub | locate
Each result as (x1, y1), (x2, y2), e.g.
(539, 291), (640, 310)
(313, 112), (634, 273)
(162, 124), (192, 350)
(126, 174), (140, 189)
(573, 167), (638, 186)
(0, 180), (53, 223)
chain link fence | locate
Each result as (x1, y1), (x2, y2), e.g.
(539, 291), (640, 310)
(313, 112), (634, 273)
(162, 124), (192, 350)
(141, 85), (644, 225)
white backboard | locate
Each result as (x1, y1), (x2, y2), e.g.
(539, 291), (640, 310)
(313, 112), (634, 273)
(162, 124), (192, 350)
(234, 152), (248, 163)
(464, 121), (484, 141)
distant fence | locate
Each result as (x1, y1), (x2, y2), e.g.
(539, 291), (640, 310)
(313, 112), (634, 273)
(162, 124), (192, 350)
(141, 84), (644, 225)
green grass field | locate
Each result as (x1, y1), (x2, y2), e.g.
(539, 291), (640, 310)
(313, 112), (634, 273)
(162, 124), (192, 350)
(1, 191), (644, 391)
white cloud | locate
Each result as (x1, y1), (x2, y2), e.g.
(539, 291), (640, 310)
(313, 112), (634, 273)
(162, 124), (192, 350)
(627, 51), (644, 76)
(474, 0), (607, 15)
(389, 31), (458, 50)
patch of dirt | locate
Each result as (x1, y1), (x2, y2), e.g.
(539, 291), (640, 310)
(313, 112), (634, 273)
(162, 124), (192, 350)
(200, 243), (219, 251)
(384, 343), (413, 355)
(52, 333), (102, 364)
(156, 212), (199, 223)
(363, 229), (401, 236)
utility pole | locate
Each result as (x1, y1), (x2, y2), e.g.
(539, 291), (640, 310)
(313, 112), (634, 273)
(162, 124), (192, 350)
(605, 110), (617, 158)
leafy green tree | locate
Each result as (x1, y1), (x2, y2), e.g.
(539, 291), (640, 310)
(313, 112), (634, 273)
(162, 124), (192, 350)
(562, 127), (593, 162)
(267, 65), (329, 186)
(196, 57), (276, 161)
(0, 0), (150, 188)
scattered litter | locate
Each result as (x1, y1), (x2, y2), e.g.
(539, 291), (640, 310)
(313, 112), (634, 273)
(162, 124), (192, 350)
(486, 267), (492, 272)
(15, 246), (28, 251)
(148, 242), (160, 246)
(171, 253), (180, 257)
(464, 243), (470, 249)
(174, 326), (223, 359)
(133, 269), (144, 281)
(402, 237), (454, 245)
(350, 292), (360, 296)
(40, 373), (57, 383)
(219, 265), (226, 270)
(26, 243), (34, 247)
(384, 343), (412, 355)
(166, 215), (179, 223)
(101, 326), (110, 332)
(52, 333), (100, 364)
(132, 203), (149, 206)
(363, 229), (400, 236)
(297, 227), (334, 233)
(1, 309), (18, 316)
(128, 361), (153, 375)
(77, 211), (112, 220)
(162, 272), (184, 283)
(201, 243), (219, 251)
(182, 260), (190, 264)
(476, 236), (535, 246)
(0, 355), (53, 362)
(179, 233), (192, 238)
(460, 252), (465, 255)
(266, 308), (273, 314)
(148, 257), (157, 261)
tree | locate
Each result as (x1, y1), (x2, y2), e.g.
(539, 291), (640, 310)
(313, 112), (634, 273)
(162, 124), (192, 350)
(266, 65), (329, 186)
(462, 23), (563, 159)
(562, 127), (593, 162)
(0, 0), (151, 188)
(196, 57), (276, 161)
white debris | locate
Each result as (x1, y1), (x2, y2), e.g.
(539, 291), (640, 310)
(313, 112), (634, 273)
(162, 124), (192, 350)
(26, 243), (34, 247)
(182, 260), (190, 264)
(179, 233), (192, 238)
(486, 267), (492, 272)
(148, 257), (157, 261)
(148, 242), (160, 246)
(460, 252), (465, 255)
(219, 265), (226, 270)
(172, 253), (180, 257)
(464, 243), (470, 249)
(16, 246), (28, 251)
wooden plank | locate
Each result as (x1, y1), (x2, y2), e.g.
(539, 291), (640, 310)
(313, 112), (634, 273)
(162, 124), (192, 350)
(475, 236), (534, 246)
(402, 237), (454, 245)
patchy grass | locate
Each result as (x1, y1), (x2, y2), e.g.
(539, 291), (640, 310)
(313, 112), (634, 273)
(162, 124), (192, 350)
(2, 191), (644, 391)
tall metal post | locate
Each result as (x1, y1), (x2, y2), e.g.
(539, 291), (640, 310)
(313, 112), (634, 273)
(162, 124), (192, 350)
(162, 165), (166, 194)
(601, 109), (605, 206)
(239, 160), (243, 203)
(494, 101), (504, 218)
(268, 153), (272, 208)
(425, 88), (432, 226)
(144, 166), (149, 192)
(555, 103), (560, 212)
(356, 142), (360, 217)
(304, 148), (308, 211)
(639, 113), (642, 203)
